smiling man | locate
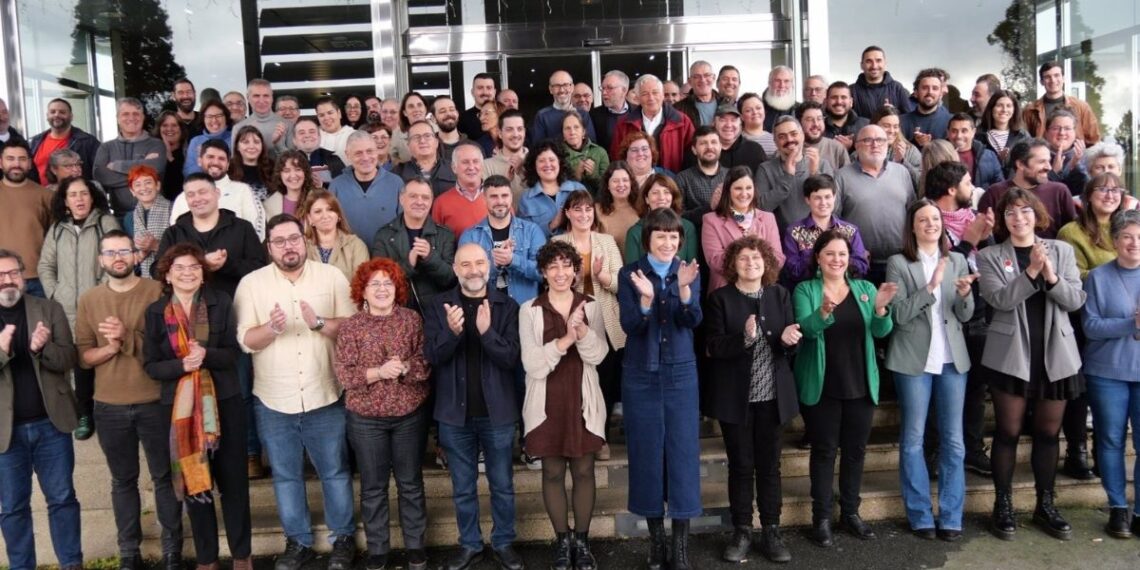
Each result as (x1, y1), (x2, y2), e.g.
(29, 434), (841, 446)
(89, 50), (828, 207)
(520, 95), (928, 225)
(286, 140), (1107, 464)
(533, 70), (597, 144)
(1022, 62), (1100, 145)
(0, 140), (54, 295)
(977, 140), (1077, 238)
(756, 116), (835, 231)
(675, 60), (721, 127)
(762, 66), (797, 131)
(232, 79), (289, 156)
(172, 78), (202, 137)
(93, 98), (168, 224)
(459, 73), (498, 140)
(373, 176), (457, 307)
(848, 45), (913, 119)
(168, 139), (265, 239)
(901, 69), (952, 147)
(28, 99), (101, 184)
(329, 131), (404, 244)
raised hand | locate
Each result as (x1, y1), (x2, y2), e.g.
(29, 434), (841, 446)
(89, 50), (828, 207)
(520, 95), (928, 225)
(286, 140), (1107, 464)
(378, 358), (406, 380)
(0, 324), (15, 354)
(630, 270), (655, 301)
(268, 302), (288, 335)
(205, 249), (227, 271)
(927, 257), (947, 293)
(491, 240), (514, 267)
(743, 314), (758, 339)
(780, 323), (802, 346)
(805, 146), (821, 175)
(409, 237), (432, 267)
(874, 282), (900, 314)
(963, 208), (995, 244)
(677, 260), (700, 288)
(299, 300), (319, 329)
(892, 137), (907, 162)
(475, 299), (492, 335)
(1027, 242), (1048, 278)
(955, 273), (980, 298)
(443, 303), (465, 335)
(97, 316), (126, 344)
(29, 321), (51, 353)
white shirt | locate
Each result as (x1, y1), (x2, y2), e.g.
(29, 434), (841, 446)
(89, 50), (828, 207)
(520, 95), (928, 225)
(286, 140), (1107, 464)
(320, 125), (356, 163)
(234, 260), (354, 414)
(920, 249), (955, 374)
(169, 176), (267, 240)
(642, 110), (663, 135)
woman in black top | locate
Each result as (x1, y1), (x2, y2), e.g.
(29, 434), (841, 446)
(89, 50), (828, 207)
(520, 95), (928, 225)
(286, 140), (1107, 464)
(705, 236), (801, 563)
(229, 125), (274, 202)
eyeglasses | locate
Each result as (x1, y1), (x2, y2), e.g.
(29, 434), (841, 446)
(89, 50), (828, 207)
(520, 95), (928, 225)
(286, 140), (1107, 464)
(170, 264), (203, 273)
(366, 280), (396, 290)
(0, 269), (22, 281)
(99, 248), (135, 258)
(1093, 186), (1124, 195)
(1003, 206), (1035, 218)
(408, 133), (435, 143)
(627, 145), (652, 155)
(858, 137), (889, 146)
(203, 113), (226, 120)
(268, 234), (305, 248)
(549, 82), (573, 90)
(58, 161), (83, 168)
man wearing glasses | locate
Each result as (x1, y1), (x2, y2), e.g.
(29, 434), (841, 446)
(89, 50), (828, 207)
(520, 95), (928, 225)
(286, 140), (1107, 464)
(74, 230), (182, 570)
(28, 98), (101, 184)
(835, 124), (916, 284)
(532, 70), (597, 144)
(234, 213), (356, 570)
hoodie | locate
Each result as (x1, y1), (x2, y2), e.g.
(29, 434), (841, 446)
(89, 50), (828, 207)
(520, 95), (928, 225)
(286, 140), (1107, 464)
(92, 133), (168, 214)
(849, 71), (914, 120)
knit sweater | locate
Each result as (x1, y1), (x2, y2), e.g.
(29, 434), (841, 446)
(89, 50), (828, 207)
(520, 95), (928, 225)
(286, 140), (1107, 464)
(335, 307), (431, 418)
(0, 180), (53, 278)
(74, 279), (165, 404)
(1082, 261), (1140, 381)
(1057, 220), (1116, 280)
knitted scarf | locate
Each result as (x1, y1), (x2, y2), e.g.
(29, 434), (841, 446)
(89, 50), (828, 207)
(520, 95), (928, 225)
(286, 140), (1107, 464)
(167, 292), (220, 502)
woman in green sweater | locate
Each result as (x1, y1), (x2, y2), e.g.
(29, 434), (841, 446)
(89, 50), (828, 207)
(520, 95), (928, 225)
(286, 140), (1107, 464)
(793, 229), (897, 547)
(624, 175), (698, 263)
(561, 112), (609, 195)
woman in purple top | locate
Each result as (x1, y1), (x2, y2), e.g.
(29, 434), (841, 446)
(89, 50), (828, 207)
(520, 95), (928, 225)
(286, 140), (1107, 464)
(781, 174), (869, 286)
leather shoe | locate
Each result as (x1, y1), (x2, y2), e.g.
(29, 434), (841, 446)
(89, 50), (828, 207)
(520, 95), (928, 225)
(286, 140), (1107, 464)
(248, 455), (267, 479)
(164, 553), (185, 570)
(937, 529), (962, 542)
(1106, 507), (1132, 539)
(445, 547), (484, 570)
(231, 558), (252, 570)
(74, 415), (95, 440)
(119, 553), (143, 570)
(911, 528), (936, 540)
(494, 546), (525, 570)
(841, 514), (877, 540)
(811, 518), (833, 547)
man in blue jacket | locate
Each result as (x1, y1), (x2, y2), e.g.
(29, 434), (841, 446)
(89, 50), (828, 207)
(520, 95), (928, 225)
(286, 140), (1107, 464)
(849, 46), (914, 119)
(424, 243), (525, 570)
(457, 176), (546, 306)
(946, 113), (1004, 190)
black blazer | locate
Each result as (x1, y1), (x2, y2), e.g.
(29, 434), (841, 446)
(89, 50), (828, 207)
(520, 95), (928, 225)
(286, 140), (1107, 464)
(703, 284), (799, 426)
(143, 286), (242, 405)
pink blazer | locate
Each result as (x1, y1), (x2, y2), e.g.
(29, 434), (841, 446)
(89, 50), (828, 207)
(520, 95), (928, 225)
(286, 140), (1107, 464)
(701, 210), (785, 292)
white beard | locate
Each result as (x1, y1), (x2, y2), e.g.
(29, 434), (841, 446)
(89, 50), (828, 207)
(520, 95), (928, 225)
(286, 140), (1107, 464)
(764, 89), (797, 112)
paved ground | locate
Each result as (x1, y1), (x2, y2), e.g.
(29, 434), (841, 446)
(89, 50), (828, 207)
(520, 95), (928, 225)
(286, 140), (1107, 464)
(112, 508), (1138, 570)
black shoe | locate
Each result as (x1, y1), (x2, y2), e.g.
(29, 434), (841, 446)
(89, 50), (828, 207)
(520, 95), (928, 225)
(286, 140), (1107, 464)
(911, 528), (936, 540)
(810, 518), (833, 548)
(1131, 515), (1140, 537)
(494, 546), (526, 570)
(758, 525), (791, 564)
(572, 531), (596, 570)
(670, 519), (692, 570)
(162, 553), (184, 570)
(936, 529), (962, 542)
(1062, 444), (1096, 480)
(1106, 508), (1132, 539)
(74, 415), (95, 440)
(119, 553), (143, 570)
(551, 531), (572, 570)
(275, 539), (317, 570)
(796, 436), (811, 450)
(721, 526), (751, 563)
(445, 547), (485, 570)
(647, 517), (667, 570)
(840, 514), (877, 540)
(1032, 489), (1073, 540)
(328, 535), (357, 570)
(990, 488), (1017, 541)
(964, 448), (993, 476)
(407, 549), (428, 570)
(365, 554), (388, 570)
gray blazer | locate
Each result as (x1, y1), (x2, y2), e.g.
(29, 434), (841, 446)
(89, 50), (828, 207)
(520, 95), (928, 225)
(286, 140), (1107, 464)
(976, 239), (1085, 382)
(0, 295), (79, 452)
(885, 251), (974, 376)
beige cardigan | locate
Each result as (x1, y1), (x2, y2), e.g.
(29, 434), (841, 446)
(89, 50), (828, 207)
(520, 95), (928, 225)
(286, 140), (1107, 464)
(519, 297), (609, 440)
(305, 231), (370, 282)
(552, 231), (626, 349)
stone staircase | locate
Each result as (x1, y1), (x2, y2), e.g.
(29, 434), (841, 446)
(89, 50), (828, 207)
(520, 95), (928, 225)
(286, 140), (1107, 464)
(11, 401), (1134, 564)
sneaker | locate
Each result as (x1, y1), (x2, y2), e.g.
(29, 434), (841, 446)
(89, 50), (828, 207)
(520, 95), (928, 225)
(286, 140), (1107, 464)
(407, 549), (428, 570)
(364, 554), (387, 570)
(327, 535), (356, 570)
(435, 447), (449, 470)
(74, 415), (94, 440)
(275, 538), (317, 570)
(478, 451), (486, 473)
(521, 451), (542, 471)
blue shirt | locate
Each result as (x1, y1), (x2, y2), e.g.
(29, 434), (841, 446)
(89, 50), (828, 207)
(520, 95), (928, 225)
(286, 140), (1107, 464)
(458, 216), (547, 305)
(1082, 261), (1140, 382)
(517, 180), (587, 239)
(327, 167), (404, 245)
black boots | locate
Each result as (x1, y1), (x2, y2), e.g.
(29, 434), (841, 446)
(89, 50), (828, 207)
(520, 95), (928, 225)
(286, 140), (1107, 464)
(646, 518), (667, 570)
(671, 519), (692, 570)
(1106, 507), (1133, 539)
(1032, 489), (1073, 540)
(573, 531), (596, 570)
(551, 531), (572, 570)
(1062, 443), (1096, 480)
(990, 487), (1016, 540)
(811, 517), (833, 547)
(758, 525), (791, 564)
(721, 526), (750, 563)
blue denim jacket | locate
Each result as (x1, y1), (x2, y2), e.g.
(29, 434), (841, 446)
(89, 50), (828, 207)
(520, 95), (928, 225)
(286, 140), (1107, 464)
(618, 256), (703, 372)
(517, 180), (587, 239)
(458, 216), (547, 305)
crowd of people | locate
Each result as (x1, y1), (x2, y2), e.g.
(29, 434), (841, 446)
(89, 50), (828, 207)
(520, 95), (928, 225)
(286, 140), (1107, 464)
(0, 43), (1136, 570)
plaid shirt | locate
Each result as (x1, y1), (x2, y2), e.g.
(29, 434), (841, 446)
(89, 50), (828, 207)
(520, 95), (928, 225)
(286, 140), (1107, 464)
(132, 196), (172, 278)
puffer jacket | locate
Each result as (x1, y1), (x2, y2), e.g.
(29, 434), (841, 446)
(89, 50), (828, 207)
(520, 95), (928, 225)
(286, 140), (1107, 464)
(37, 211), (121, 327)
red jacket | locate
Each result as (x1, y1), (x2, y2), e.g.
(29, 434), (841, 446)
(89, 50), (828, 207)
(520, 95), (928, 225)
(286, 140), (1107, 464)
(609, 106), (696, 174)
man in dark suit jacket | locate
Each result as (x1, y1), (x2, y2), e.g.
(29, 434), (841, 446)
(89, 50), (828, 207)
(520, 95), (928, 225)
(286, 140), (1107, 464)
(0, 249), (82, 570)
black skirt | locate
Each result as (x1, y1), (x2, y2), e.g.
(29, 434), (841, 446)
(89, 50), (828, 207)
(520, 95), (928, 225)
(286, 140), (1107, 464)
(985, 367), (1084, 401)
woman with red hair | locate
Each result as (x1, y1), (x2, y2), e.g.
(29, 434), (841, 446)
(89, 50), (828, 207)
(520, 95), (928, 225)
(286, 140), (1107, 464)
(128, 164), (172, 277)
(335, 258), (432, 570)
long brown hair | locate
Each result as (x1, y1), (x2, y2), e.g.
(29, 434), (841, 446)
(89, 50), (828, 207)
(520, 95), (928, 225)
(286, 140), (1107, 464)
(228, 125), (274, 184)
(297, 189), (354, 240)
(270, 150), (318, 207)
(900, 199), (949, 262)
(1076, 173), (1125, 249)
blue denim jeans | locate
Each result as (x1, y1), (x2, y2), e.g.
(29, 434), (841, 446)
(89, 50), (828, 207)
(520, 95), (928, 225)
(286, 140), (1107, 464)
(0, 418), (82, 570)
(254, 397), (355, 546)
(622, 362), (702, 519)
(438, 417), (517, 551)
(895, 363), (967, 531)
(1086, 374), (1140, 510)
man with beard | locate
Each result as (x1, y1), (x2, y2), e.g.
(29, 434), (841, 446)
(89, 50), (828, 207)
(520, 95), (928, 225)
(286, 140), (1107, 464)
(93, 98), (168, 226)
(533, 70), (597, 144)
(977, 140), (1077, 238)
(459, 73), (497, 141)
(0, 249), (82, 570)
(330, 131), (404, 245)
(28, 99), (100, 184)
(611, 74), (695, 174)
(393, 120), (457, 198)
(835, 124), (915, 284)
(756, 116), (834, 232)
(0, 98), (23, 144)
(224, 91), (249, 123)
(373, 176), (457, 308)
(823, 82), (869, 152)
(482, 110), (528, 203)
(848, 45), (913, 119)
(363, 96), (383, 124)
(235, 213), (356, 570)
(674, 61), (721, 127)
(762, 66), (797, 131)
(275, 95), (301, 124)
(797, 101), (850, 169)
(946, 112), (1003, 189)
(590, 70), (635, 152)
(315, 97), (355, 163)
(232, 79), (289, 157)
(169, 139), (266, 239)
(663, 80), (683, 106)
(572, 83), (594, 114)
(423, 242), (524, 570)
(433, 142), (488, 239)
(458, 178), (545, 306)
(901, 69), (952, 147)
(0, 140), (54, 298)
(713, 103), (766, 174)
(970, 74), (1001, 126)
(717, 65), (742, 105)
(432, 95), (466, 155)
(803, 75), (827, 105)
(172, 78), (202, 137)
(496, 89), (520, 111)
(1022, 61), (1100, 145)
(292, 117), (345, 185)
(675, 125), (727, 221)
(74, 230), (181, 570)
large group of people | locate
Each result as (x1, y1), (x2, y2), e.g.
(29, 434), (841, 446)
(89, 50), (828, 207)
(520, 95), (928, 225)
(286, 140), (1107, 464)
(0, 43), (1136, 570)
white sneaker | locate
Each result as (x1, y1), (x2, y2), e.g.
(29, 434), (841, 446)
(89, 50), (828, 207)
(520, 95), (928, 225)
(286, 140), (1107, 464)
(521, 451), (542, 471)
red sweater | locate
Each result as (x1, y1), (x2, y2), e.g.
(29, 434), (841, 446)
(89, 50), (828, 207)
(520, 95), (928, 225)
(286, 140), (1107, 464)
(432, 187), (488, 239)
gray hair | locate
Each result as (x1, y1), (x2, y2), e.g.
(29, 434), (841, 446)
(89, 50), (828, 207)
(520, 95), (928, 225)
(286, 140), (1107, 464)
(772, 115), (801, 131)
(0, 249), (26, 272)
(275, 95), (299, 109)
(806, 74), (827, 84)
(116, 97), (144, 113)
(48, 148), (81, 169)
(1110, 209), (1140, 241)
(1086, 142), (1125, 167)
(345, 129), (373, 148)
(688, 60), (712, 76)
(450, 140), (484, 166)
(604, 70), (630, 89)
(635, 74), (662, 92)
(769, 66), (794, 81)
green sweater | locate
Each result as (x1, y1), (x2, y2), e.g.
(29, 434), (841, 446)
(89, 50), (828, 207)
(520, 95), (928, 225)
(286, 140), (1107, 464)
(1057, 220), (1116, 280)
(563, 140), (610, 194)
(624, 218), (699, 264)
(792, 278), (893, 406)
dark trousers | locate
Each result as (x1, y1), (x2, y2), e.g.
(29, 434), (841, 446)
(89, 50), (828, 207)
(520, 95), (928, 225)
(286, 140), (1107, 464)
(166, 396), (252, 564)
(348, 406), (430, 556)
(74, 367), (95, 418)
(599, 345), (624, 420)
(802, 396), (875, 520)
(720, 400), (784, 527)
(94, 401), (183, 556)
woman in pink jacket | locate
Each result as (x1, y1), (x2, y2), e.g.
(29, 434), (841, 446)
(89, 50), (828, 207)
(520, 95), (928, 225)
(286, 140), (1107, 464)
(702, 166), (785, 292)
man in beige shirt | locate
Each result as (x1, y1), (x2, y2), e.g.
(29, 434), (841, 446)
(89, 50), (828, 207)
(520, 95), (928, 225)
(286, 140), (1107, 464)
(233, 213), (356, 570)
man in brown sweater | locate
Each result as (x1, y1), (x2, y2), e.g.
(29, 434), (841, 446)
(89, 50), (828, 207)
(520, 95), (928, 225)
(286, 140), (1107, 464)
(74, 230), (182, 570)
(0, 139), (52, 297)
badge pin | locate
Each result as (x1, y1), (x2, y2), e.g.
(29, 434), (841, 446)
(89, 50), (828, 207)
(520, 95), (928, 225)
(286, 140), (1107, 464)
(860, 294), (869, 302)
(1002, 259), (1014, 273)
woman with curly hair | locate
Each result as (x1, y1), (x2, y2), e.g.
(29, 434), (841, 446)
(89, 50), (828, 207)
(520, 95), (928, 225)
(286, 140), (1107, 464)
(518, 140), (587, 238)
(335, 258), (431, 570)
(263, 150), (318, 219)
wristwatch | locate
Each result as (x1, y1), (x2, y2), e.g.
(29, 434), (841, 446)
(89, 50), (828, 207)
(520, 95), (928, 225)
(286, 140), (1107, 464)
(311, 316), (326, 331)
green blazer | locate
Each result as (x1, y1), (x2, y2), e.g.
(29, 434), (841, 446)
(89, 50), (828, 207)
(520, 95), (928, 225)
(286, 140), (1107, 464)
(793, 277), (893, 406)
